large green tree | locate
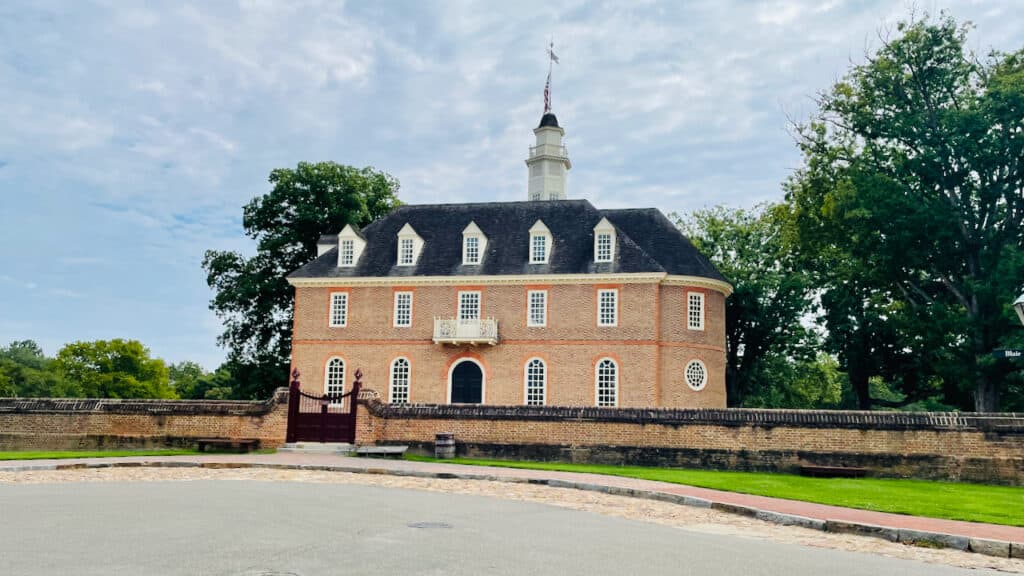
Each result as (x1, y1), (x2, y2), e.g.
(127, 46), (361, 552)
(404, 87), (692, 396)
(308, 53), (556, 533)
(203, 162), (401, 398)
(786, 13), (1024, 411)
(678, 205), (816, 406)
(54, 339), (174, 399)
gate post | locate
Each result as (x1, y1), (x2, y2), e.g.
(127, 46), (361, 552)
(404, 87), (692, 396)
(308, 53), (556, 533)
(286, 369), (301, 443)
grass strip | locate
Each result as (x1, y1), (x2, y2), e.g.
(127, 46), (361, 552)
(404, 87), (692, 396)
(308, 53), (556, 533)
(405, 454), (1024, 527)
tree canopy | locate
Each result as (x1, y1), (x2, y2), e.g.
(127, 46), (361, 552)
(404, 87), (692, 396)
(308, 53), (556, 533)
(784, 13), (1024, 411)
(202, 161), (401, 398)
(53, 339), (174, 399)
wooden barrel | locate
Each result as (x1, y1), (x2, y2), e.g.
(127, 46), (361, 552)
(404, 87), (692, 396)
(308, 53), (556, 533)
(434, 432), (456, 459)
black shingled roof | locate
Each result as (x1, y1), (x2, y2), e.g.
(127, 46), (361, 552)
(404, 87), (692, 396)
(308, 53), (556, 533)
(288, 200), (727, 283)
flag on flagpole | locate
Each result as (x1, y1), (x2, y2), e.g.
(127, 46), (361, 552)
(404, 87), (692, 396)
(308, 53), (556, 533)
(544, 69), (551, 113)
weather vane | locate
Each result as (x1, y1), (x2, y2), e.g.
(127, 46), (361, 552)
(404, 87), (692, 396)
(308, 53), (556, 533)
(544, 37), (559, 114)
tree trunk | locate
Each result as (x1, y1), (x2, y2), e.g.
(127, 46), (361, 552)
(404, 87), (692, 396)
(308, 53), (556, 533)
(973, 376), (998, 412)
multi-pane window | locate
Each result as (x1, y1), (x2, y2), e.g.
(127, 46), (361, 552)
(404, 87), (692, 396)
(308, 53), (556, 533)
(464, 236), (480, 265)
(393, 291), (413, 327)
(597, 289), (617, 326)
(685, 360), (707, 391)
(325, 357), (345, 396)
(688, 292), (705, 331)
(596, 358), (617, 407)
(399, 237), (415, 265)
(596, 233), (613, 262)
(525, 358), (546, 406)
(390, 357), (410, 404)
(459, 291), (481, 321)
(527, 290), (547, 327)
(339, 239), (355, 266)
(530, 234), (547, 263)
(329, 292), (348, 327)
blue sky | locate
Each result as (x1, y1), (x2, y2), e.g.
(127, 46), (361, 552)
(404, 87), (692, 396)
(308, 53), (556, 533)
(1, 1), (1021, 369)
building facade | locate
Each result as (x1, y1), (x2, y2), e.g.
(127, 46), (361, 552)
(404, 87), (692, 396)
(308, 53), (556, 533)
(288, 113), (732, 409)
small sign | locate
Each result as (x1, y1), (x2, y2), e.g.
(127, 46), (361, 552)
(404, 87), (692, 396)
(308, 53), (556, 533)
(992, 349), (1024, 359)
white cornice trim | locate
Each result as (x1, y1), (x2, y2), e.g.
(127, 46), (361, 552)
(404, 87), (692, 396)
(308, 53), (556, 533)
(288, 273), (734, 295)
(663, 275), (734, 296)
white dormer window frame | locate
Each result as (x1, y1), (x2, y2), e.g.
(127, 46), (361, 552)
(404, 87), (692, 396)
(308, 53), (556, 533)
(336, 224), (366, 268)
(396, 223), (424, 267)
(593, 217), (616, 263)
(529, 220), (552, 264)
(462, 222), (487, 266)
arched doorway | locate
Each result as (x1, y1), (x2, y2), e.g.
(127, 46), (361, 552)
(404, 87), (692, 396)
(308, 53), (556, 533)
(450, 359), (484, 404)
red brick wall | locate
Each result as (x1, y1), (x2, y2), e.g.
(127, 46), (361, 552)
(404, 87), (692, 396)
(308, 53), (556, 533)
(0, 391), (290, 451)
(355, 399), (1024, 484)
(292, 281), (727, 408)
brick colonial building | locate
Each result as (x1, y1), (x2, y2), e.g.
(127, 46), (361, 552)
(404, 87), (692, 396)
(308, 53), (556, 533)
(287, 112), (731, 408)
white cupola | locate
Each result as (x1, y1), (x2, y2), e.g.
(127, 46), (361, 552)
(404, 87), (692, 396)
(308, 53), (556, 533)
(525, 113), (571, 201)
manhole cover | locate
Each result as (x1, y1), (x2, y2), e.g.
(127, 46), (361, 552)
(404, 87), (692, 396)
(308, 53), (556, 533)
(407, 521), (453, 529)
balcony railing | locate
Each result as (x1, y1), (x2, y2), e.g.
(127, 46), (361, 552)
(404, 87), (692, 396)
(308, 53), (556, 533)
(529, 144), (569, 158)
(433, 318), (499, 346)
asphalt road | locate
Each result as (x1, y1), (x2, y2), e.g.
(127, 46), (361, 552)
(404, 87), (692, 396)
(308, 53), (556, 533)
(0, 481), (1002, 576)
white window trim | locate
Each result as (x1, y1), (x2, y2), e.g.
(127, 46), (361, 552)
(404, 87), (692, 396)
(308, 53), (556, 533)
(524, 357), (546, 406)
(688, 291), (705, 331)
(528, 220), (552, 264)
(593, 218), (616, 264)
(324, 356), (345, 399)
(685, 359), (708, 391)
(597, 289), (618, 327)
(336, 224), (365, 268)
(527, 290), (547, 327)
(396, 223), (423, 267)
(458, 290), (482, 321)
(462, 221), (487, 266)
(595, 357), (618, 407)
(329, 292), (348, 327)
(389, 357), (411, 404)
(393, 291), (413, 328)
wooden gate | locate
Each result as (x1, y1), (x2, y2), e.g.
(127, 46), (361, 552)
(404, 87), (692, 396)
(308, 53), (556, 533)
(286, 369), (361, 444)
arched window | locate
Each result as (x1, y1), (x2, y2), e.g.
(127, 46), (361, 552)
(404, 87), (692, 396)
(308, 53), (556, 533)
(595, 358), (618, 407)
(524, 358), (546, 406)
(390, 357), (411, 404)
(325, 357), (345, 396)
(685, 360), (707, 391)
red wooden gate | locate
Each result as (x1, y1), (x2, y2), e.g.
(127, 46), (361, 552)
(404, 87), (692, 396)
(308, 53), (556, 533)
(286, 369), (361, 444)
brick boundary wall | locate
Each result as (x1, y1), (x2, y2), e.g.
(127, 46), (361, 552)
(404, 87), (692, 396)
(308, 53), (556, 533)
(356, 396), (1024, 485)
(0, 389), (290, 451)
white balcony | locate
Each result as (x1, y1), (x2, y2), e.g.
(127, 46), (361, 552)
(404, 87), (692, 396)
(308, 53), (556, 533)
(433, 318), (499, 346)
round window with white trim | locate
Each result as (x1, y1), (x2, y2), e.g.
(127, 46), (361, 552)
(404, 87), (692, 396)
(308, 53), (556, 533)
(685, 360), (707, 391)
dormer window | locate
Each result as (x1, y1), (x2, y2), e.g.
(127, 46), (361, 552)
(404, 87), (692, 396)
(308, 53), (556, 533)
(462, 221), (487, 266)
(593, 217), (616, 263)
(339, 239), (355, 266)
(529, 220), (552, 264)
(399, 238), (414, 265)
(336, 224), (366, 268)
(531, 235), (547, 263)
(396, 223), (423, 267)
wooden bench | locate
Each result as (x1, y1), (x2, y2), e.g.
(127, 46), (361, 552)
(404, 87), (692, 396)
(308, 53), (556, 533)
(799, 465), (868, 478)
(355, 445), (408, 459)
(196, 438), (259, 453)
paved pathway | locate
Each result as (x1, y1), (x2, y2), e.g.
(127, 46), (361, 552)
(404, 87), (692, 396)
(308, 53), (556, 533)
(2, 452), (1022, 544)
(0, 480), (1005, 576)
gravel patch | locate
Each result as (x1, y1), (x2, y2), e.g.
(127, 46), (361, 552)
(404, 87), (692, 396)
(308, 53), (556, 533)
(2, 467), (1021, 573)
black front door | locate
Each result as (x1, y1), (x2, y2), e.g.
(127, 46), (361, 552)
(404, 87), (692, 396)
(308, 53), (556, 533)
(451, 361), (483, 404)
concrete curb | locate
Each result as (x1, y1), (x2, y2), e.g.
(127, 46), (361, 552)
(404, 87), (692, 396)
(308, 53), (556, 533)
(2, 459), (1020, 559)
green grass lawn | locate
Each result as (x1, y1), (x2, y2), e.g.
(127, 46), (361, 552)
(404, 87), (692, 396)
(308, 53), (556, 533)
(0, 449), (201, 460)
(405, 455), (1024, 527)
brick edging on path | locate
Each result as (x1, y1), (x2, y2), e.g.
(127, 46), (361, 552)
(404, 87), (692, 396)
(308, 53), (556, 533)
(4, 459), (1022, 560)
